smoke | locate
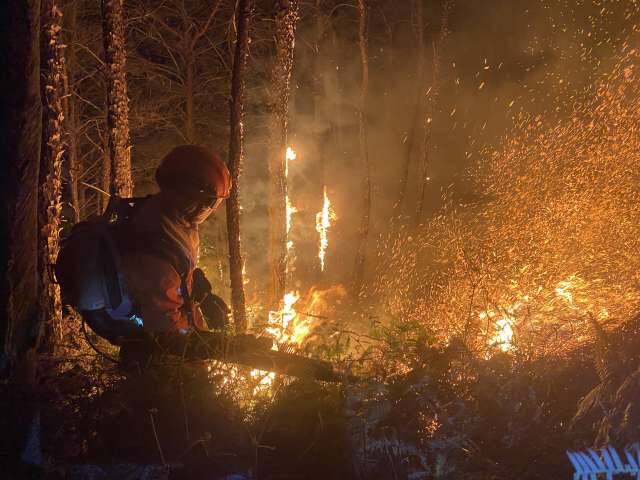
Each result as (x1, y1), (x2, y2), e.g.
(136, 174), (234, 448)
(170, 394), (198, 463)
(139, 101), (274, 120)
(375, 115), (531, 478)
(236, 0), (639, 305)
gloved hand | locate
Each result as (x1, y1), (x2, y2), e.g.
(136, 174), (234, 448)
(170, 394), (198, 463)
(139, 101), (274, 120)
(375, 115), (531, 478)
(200, 292), (231, 330)
(191, 267), (211, 303)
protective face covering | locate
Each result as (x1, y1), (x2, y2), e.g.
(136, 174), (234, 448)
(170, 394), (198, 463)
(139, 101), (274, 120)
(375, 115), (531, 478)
(179, 192), (224, 225)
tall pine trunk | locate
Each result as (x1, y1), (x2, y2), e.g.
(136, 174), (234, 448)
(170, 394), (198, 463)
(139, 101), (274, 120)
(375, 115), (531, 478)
(1, 0), (43, 472)
(352, 0), (371, 296)
(39, 0), (64, 350)
(101, 0), (132, 197)
(266, 0), (299, 309)
(226, 0), (251, 333)
(415, 0), (451, 224)
(2, 0), (42, 363)
(395, 0), (425, 216)
(62, 0), (80, 223)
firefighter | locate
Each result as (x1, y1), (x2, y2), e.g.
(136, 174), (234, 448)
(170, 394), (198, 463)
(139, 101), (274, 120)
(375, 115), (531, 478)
(121, 144), (231, 334)
(118, 145), (250, 367)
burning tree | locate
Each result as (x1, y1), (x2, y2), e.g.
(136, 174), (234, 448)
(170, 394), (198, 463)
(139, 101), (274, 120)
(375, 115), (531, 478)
(226, 0), (252, 333)
(266, 0), (300, 310)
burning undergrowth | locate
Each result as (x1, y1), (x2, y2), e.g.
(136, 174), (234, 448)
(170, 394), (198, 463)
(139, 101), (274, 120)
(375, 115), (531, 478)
(374, 41), (640, 359)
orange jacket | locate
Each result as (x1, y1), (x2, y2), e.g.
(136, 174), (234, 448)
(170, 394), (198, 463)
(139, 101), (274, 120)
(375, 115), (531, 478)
(121, 191), (206, 333)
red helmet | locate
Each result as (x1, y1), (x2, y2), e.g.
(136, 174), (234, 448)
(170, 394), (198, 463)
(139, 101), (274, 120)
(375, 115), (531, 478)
(156, 145), (231, 198)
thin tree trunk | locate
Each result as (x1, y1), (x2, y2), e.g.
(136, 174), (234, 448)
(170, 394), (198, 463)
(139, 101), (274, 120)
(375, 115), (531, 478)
(266, 0), (299, 309)
(1, 0), (43, 471)
(352, 0), (371, 296)
(184, 56), (195, 143)
(62, 0), (80, 223)
(39, 0), (65, 351)
(415, 0), (452, 224)
(395, 0), (424, 215)
(226, 0), (251, 333)
(101, 0), (133, 197)
(101, 124), (111, 212)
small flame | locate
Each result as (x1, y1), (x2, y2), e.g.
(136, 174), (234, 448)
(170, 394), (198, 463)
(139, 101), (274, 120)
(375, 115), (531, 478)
(492, 318), (514, 352)
(267, 290), (310, 347)
(285, 146), (296, 177)
(285, 146), (297, 263)
(316, 186), (336, 272)
(286, 196), (297, 237)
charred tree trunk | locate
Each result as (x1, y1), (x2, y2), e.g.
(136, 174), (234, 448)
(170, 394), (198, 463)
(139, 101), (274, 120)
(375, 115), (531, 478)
(1, 0), (43, 472)
(266, 0), (299, 310)
(395, 0), (425, 215)
(62, 0), (80, 223)
(352, 0), (371, 296)
(226, 0), (252, 333)
(39, 0), (64, 350)
(101, 0), (132, 197)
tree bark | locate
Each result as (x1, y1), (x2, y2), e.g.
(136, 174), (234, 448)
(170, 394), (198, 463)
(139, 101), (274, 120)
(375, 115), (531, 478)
(1, 0), (43, 472)
(101, 0), (133, 197)
(226, 0), (252, 333)
(395, 0), (425, 215)
(415, 0), (452, 224)
(266, 0), (299, 309)
(101, 123), (111, 212)
(39, 0), (65, 351)
(352, 0), (371, 296)
(62, 0), (80, 223)
(184, 56), (195, 143)
(1, 0), (42, 364)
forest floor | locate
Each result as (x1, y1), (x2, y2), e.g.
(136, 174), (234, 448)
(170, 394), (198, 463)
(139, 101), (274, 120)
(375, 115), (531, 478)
(6, 312), (640, 480)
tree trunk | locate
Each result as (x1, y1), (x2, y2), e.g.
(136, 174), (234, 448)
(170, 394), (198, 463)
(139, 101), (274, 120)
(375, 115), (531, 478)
(352, 0), (371, 296)
(1, 0), (43, 472)
(101, 0), (133, 197)
(185, 56), (195, 143)
(415, 0), (452, 224)
(266, 0), (299, 309)
(226, 0), (252, 333)
(101, 124), (111, 212)
(38, 0), (65, 351)
(395, 0), (425, 216)
(2, 0), (42, 364)
(62, 0), (80, 223)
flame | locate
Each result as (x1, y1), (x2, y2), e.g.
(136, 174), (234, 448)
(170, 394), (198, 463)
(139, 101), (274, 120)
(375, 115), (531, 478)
(267, 290), (310, 347)
(285, 146), (297, 262)
(316, 186), (336, 272)
(285, 146), (296, 177)
(286, 196), (297, 237)
(492, 318), (514, 352)
(242, 261), (250, 285)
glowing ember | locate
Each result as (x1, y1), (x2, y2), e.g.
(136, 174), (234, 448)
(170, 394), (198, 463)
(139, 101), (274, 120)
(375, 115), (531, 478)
(375, 45), (640, 358)
(555, 279), (575, 306)
(316, 186), (336, 272)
